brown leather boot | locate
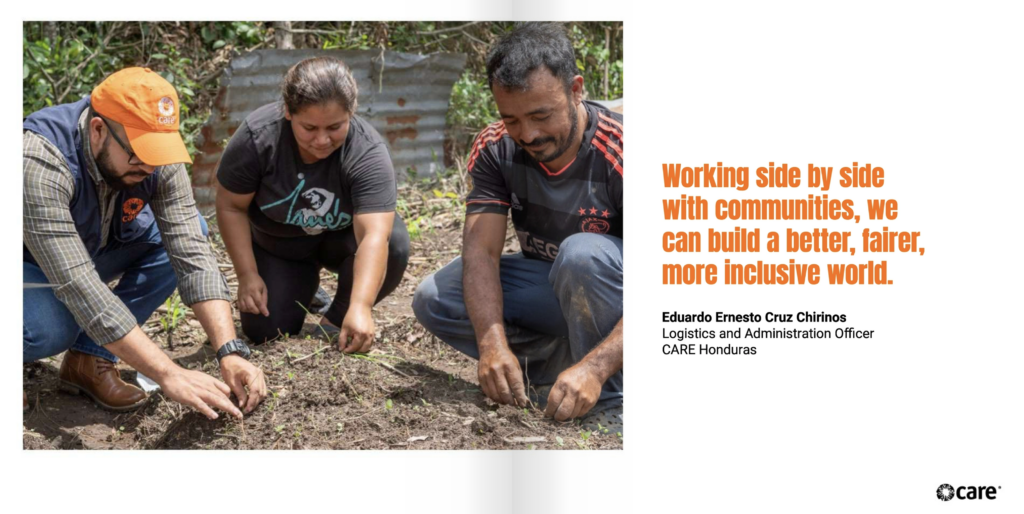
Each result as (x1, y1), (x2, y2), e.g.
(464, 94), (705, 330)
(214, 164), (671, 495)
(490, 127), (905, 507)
(58, 350), (147, 411)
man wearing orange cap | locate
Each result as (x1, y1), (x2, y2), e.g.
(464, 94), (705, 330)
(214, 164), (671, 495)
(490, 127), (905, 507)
(24, 67), (266, 419)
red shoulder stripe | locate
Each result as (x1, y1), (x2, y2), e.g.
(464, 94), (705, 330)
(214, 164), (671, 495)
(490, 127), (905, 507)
(467, 123), (508, 173)
(594, 130), (623, 160)
(591, 137), (623, 177)
(597, 121), (623, 142)
(597, 112), (623, 132)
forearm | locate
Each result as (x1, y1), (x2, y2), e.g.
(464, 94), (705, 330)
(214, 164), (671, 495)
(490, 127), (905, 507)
(217, 205), (259, 279)
(463, 246), (507, 352)
(105, 327), (179, 381)
(190, 299), (237, 350)
(577, 317), (623, 382)
(349, 235), (389, 310)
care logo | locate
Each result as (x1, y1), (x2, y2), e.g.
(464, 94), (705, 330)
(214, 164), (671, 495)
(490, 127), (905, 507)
(936, 484), (954, 501)
(936, 483), (1001, 501)
(157, 96), (176, 125)
(122, 197), (145, 223)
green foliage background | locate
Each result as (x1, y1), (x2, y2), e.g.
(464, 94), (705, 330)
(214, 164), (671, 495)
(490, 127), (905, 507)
(23, 22), (623, 168)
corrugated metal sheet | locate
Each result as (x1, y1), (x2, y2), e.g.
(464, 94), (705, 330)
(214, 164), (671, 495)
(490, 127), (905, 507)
(191, 49), (466, 211)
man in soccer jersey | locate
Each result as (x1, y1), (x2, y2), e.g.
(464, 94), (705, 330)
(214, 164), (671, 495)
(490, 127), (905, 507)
(414, 23), (623, 428)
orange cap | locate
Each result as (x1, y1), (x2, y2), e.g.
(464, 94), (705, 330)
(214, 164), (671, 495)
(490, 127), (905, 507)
(90, 67), (192, 166)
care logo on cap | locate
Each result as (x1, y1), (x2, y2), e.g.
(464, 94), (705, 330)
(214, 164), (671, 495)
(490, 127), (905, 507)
(157, 96), (176, 125)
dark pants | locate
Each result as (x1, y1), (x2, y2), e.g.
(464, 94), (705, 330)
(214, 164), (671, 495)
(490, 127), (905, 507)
(413, 233), (624, 401)
(23, 217), (202, 363)
(241, 215), (410, 343)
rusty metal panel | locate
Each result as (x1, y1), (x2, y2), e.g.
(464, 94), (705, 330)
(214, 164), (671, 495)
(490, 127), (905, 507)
(191, 49), (466, 211)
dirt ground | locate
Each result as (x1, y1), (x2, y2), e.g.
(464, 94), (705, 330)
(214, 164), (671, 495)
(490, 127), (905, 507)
(22, 185), (623, 450)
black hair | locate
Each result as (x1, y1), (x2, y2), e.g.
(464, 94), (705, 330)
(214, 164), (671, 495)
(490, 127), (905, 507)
(486, 23), (578, 94)
(282, 56), (359, 114)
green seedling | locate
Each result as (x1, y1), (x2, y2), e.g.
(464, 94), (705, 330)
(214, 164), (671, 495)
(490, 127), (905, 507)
(580, 430), (591, 441)
(617, 432), (623, 438)
(295, 300), (344, 347)
(555, 436), (564, 447)
(385, 398), (393, 410)
(160, 291), (184, 334)
(336, 422), (344, 433)
(286, 371), (295, 380)
(274, 425), (285, 433)
(421, 398), (430, 407)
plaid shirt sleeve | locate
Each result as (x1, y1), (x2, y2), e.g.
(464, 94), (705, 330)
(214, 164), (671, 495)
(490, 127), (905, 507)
(149, 162), (231, 306)
(23, 131), (138, 345)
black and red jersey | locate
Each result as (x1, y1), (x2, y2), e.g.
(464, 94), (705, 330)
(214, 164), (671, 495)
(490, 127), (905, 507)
(465, 100), (623, 262)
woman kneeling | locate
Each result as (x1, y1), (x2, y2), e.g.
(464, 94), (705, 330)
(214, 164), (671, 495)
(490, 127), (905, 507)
(216, 56), (409, 353)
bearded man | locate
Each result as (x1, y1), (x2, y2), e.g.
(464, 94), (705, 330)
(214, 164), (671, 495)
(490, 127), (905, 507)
(24, 68), (265, 419)
(414, 23), (624, 430)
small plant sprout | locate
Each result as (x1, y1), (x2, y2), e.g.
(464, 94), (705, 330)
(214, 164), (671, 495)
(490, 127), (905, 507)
(555, 436), (564, 447)
(385, 399), (393, 410)
(580, 430), (591, 441)
(274, 425), (285, 433)
(421, 398), (430, 407)
(336, 422), (344, 433)
(287, 371), (295, 380)
(617, 432), (623, 438)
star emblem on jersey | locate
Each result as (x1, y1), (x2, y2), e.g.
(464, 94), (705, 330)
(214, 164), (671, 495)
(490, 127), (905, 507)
(588, 206), (598, 215)
(578, 207), (586, 215)
(601, 209), (610, 218)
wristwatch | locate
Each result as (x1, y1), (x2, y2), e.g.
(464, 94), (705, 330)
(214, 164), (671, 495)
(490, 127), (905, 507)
(216, 338), (252, 362)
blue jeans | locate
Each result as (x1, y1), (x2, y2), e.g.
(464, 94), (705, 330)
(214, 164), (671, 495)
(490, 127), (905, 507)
(22, 217), (206, 363)
(413, 233), (623, 400)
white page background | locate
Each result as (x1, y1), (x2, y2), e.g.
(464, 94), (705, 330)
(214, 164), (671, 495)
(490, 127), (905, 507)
(4, 2), (1022, 513)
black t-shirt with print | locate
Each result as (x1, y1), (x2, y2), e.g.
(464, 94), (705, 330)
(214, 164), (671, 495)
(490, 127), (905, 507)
(217, 102), (397, 240)
(465, 100), (624, 262)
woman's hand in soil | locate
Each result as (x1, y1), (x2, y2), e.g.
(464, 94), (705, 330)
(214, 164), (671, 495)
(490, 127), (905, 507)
(478, 344), (529, 407)
(545, 363), (603, 421)
(159, 367), (244, 420)
(220, 356), (267, 414)
(339, 305), (375, 353)
(236, 273), (269, 317)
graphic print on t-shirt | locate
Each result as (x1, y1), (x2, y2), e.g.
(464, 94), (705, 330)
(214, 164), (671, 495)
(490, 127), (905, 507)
(259, 179), (352, 235)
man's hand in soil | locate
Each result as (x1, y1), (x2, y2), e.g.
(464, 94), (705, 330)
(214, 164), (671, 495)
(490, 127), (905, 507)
(339, 305), (375, 354)
(545, 362), (604, 421)
(236, 272), (269, 317)
(478, 340), (529, 407)
(220, 355), (267, 414)
(159, 367), (244, 420)
(546, 319), (622, 421)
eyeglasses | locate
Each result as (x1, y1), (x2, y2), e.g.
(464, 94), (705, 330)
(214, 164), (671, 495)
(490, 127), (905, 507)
(100, 117), (145, 166)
